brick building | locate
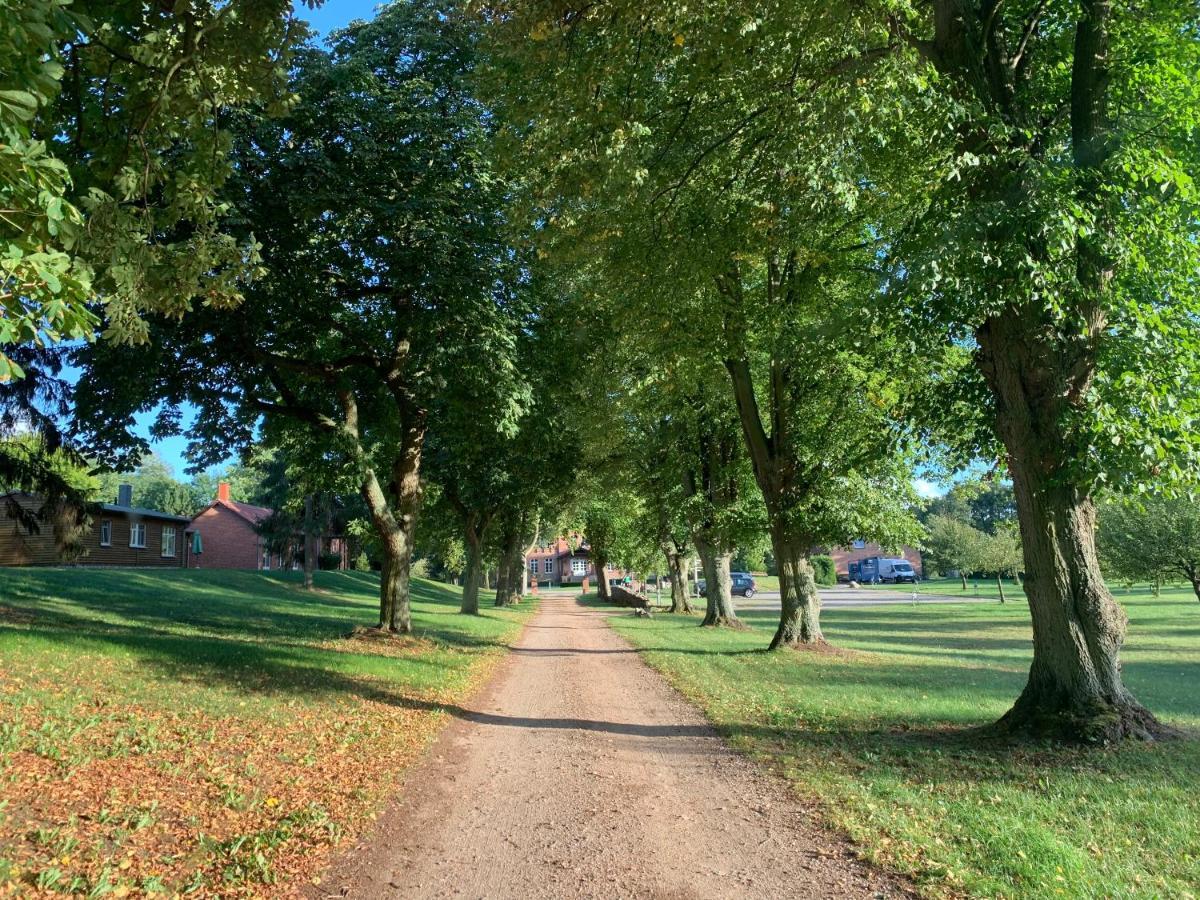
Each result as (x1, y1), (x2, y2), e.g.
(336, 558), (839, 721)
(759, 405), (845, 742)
(186, 483), (351, 571)
(187, 483), (288, 570)
(0, 486), (191, 568)
(525, 536), (621, 587)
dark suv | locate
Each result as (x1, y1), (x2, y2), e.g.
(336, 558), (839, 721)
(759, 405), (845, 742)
(698, 572), (757, 598)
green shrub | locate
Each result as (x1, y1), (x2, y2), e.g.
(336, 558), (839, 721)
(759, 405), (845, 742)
(317, 551), (343, 571)
(353, 552), (371, 572)
(811, 555), (837, 586)
(410, 558), (430, 579)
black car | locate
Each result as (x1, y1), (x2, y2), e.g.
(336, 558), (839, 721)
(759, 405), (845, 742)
(697, 572), (757, 598)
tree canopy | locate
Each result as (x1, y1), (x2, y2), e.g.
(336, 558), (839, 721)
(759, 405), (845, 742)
(1, 1), (309, 379)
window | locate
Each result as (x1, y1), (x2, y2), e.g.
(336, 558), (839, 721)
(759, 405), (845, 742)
(261, 549), (271, 571)
(544, 559), (553, 574)
(129, 522), (147, 549)
(99, 520), (112, 547)
(161, 526), (176, 558)
(571, 558), (586, 576)
(852, 539), (866, 549)
(529, 559), (539, 573)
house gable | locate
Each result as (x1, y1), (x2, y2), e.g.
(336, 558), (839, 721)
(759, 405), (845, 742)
(188, 503), (265, 570)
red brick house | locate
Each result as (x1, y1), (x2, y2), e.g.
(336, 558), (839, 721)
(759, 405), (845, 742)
(0, 486), (191, 568)
(187, 483), (352, 571)
(187, 483), (288, 570)
(826, 541), (924, 581)
(525, 535), (621, 587)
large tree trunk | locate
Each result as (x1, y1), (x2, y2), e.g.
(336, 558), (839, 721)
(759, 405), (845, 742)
(378, 529), (411, 632)
(665, 543), (693, 614)
(695, 534), (738, 627)
(978, 310), (1169, 743)
(461, 518), (484, 615)
(769, 527), (823, 648)
(494, 545), (511, 607)
(302, 493), (315, 591)
(495, 521), (524, 606)
(360, 470), (416, 634)
(505, 539), (525, 604)
(593, 552), (612, 602)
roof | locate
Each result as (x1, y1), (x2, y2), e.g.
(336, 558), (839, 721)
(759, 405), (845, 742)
(0, 493), (190, 525)
(96, 503), (193, 523)
(203, 498), (276, 527)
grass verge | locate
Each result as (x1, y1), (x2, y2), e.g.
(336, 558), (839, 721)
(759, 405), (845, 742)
(0, 568), (535, 897)
(605, 587), (1199, 898)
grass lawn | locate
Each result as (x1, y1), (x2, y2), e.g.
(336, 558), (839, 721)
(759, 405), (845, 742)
(604, 587), (1200, 899)
(0, 568), (535, 897)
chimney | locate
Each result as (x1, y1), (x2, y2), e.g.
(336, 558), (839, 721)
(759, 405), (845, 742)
(217, 482), (231, 502)
(116, 484), (133, 507)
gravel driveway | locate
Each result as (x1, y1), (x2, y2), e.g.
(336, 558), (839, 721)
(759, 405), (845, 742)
(317, 594), (912, 899)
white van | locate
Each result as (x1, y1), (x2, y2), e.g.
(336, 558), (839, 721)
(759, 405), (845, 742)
(878, 558), (918, 584)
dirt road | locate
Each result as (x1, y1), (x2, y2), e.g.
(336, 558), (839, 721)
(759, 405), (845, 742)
(319, 596), (910, 899)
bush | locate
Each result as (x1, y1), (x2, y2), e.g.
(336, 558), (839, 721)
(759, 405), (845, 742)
(317, 551), (343, 571)
(811, 555), (837, 586)
(353, 552), (371, 572)
(410, 557), (430, 579)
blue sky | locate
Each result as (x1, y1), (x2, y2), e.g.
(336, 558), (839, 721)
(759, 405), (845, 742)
(296, 1), (379, 37)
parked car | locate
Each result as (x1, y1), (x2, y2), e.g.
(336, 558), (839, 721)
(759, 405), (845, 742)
(697, 572), (757, 598)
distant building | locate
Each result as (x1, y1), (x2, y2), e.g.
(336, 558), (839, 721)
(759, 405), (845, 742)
(826, 541), (924, 581)
(525, 536), (621, 586)
(0, 485), (191, 568)
(186, 482), (350, 571)
(187, 482), (288, 570)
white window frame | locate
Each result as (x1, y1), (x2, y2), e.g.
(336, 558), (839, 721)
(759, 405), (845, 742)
(852, 539), (867, 549)
(129, 522), (147, 549)
(529, 558), (539, 573)
(99, 520), (112, 547)
(544, 559), (553, 574)
(161, 526), (176, 558)
(571, 558), (586, 576)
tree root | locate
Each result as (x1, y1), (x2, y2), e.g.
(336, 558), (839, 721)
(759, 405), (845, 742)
(984, 691), (1181, 745)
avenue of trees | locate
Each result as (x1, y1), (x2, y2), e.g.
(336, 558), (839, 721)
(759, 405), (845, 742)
(2, 2), (1199, 746)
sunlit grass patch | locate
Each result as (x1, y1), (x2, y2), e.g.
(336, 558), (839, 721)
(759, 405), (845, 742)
(0, 568), (534, 896)
(608, 590), (1200, 898)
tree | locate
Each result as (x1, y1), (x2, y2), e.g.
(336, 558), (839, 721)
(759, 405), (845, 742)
(922, 477), (1017, 536)
(881, 1), (1200, 741)
(2, 1), (307, 380)
(676, 398), (760, 628)
(75, 2), (522, 634)
(923, 514), (988, 591)
(0, 347), (91, 532)
(430, 421), (525, 615)
(495, 0), (1200, 741)
(94, 453), (195, 516)
(1099, 496), (1200, 603)
(0, 432), (95, 558)
(487, 5), (930, 649)
(979, 523), (1023, 604)
(580, 499), (627, 604)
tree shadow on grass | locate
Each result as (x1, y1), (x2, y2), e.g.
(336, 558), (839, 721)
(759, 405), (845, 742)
(8, 617), (1197, 790)
(0, 569), (503, 648)
(3, 623), (727, 745)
